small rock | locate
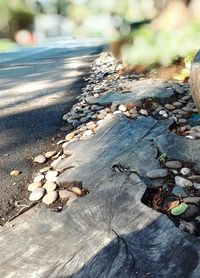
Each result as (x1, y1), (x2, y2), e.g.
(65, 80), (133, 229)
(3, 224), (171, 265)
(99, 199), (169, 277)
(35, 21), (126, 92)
(165, 161), (182, 169)
(87, 123), (97, 130)
(28, 182), (42, 191)
(183, 197), (200, 205)
(59, 190), (77, 202)
(62, 114), (69, 120)
(159, 110), (167, 116)
(139, 109), (148, 116)
(173, 102), (183, 107)
(113, 110), (122, 115)
(194, 182), (200, 190)
(172, 186), (188, 197)
(29, 188), (45, 201)
(165, 104), (175, 110)
(175, 176), (192, 187)
(118, 104), (127, 112)
(65, 132), (76, 141)
(34, 155), (46, 164)
(34, 175), (44, 183)
(146, 169), (168, 179)
(82, 130), (93, 137)
(179, 221), (197, 235)
(10, 170), (21, 176)
(180, 205), (199, 220)
(182, 95), (192, 101)
(45, 170), (58, 182)
(45, 151), (57, 159)
(71, 187), (82, 196)
(110, 103), (118, 112)
(191, 126), (200, 132)
(178, 119), (187, 124)
(42, 191), (58, 205)
(39, 166), (51, 173)
(97, 112), (106, 120)
(180, 167), (191, 176)
(188, 175), (200, 181)
(43, 181), (57, 192)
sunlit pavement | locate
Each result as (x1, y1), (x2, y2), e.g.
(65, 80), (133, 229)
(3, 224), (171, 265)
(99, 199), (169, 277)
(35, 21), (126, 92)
(0, 38), (103, 220)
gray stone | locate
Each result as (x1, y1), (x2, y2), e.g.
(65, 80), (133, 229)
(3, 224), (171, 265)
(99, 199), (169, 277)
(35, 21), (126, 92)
(183, 197), (200, 205)
(180, 167), (191, 176)
(139, 109), (148, 116)
(180, 205), (199, 220)
(178, 119), (187, 124)
(175, 176), (192, 187)
(165, 161), (182, 169)
(33, 155), (46, 164)
(165, 104), (175, 110)
(42, 191), (58, 205)
(146, 169), (168, 179)
(29, 188), (45, 201)
(172, 186), (188, 197)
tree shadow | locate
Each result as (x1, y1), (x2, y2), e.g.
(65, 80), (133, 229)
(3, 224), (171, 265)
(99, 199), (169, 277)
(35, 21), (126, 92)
(55, 215), (200, 278)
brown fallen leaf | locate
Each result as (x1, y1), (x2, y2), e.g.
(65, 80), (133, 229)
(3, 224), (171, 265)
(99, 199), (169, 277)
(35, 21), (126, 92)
(10, 170), (21, 177)
(168, 200), (180, 211)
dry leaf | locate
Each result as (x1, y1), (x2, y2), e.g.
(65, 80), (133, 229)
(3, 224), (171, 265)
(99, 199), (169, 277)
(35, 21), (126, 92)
(168, 200), (180, 210)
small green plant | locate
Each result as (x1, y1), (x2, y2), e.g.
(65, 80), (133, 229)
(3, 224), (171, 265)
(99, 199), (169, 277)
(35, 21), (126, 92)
(158, 153), (167, 163)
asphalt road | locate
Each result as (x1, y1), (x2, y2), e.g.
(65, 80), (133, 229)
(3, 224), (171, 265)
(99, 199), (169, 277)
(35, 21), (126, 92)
(0, 39), (103, 223)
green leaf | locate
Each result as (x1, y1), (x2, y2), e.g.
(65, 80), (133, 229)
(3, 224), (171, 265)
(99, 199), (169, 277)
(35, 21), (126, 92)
(171, 203), (188, 216)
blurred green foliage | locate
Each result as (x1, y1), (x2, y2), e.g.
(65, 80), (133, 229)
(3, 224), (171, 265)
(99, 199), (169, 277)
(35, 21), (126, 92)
(122, 22), (200, 67)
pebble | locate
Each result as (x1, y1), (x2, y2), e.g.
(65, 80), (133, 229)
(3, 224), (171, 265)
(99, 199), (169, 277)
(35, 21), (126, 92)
(39, 166), (51, 173)
(175, 176), (192, 187)
(183, 197), (200, 205)
(146, 169), (168, 179)
(113, 110), (122, 115)
(118, 104), (127, 112)
(97, 112), (106, 120)
(45, 170), (58, 182)
(29, 188), (45, 201)
(173, 102), (182, 107)
(159, 110), (167, 116)
(180, 205), (199, 220)
(63, 113), (69, 120)
(59, 190), (77, 202)
(191, 126), (200, 132)
(43, 181), (57, 192)
(71, 186), (82, 196)
(28, 182), (42, 191)
(188, 175), (200, 181)
(179, 221), (197, 235)
(34, 175), (44, 183)
(180, 167), (191, 176)
(172, 185), (188, 197)
(165, 161), (182, 169)
(165, 104), (175, 110)
(42, 191), (58, 205)
(10, 170), (21, 176)
(187, 102), (196, 109)
(194, 182), (200, 190)
(178, 119), (187, 124)
(65, 132), (76, 141)
(34, 155), (46, 164)
(182, 95), (192, 101)
(139, 109), (148, 116)
(111, 103), (118, 112)
(45, 151), (57, 159)
(82, 130), (93, 137)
